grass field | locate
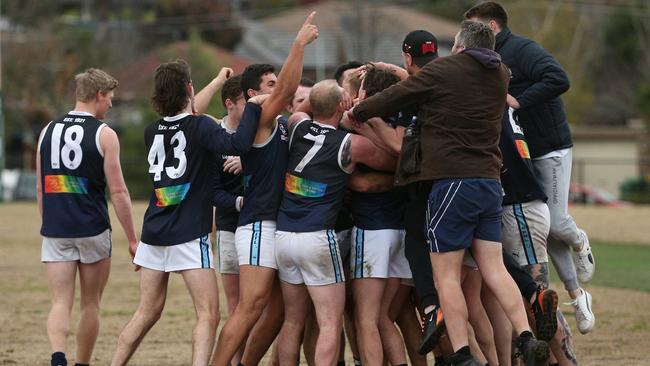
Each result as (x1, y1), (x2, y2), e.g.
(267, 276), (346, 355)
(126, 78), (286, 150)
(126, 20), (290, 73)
(1, 202), (649, 365)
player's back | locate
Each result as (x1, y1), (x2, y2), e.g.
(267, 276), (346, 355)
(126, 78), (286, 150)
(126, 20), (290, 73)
(141, 113), (219, 246)
(39, 111), (110, 238)
(277, 119), (351, 232)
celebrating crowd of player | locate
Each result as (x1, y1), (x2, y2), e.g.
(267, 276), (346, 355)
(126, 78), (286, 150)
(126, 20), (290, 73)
(37, 2), (596, 366)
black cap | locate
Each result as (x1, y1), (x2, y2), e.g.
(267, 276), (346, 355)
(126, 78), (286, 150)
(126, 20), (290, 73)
(402, 30), (438, 67)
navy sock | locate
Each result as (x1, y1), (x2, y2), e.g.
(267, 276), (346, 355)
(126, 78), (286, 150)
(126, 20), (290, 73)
(455, 345), (471, 356)
(51, 352), (67, 366)
(336, 362), (345, 366)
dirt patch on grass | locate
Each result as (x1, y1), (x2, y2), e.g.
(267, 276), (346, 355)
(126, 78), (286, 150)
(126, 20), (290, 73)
(569, 205), (650, 245)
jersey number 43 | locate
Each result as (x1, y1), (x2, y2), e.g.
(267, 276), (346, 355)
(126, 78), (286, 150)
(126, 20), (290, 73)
(148, 131), (187, 181)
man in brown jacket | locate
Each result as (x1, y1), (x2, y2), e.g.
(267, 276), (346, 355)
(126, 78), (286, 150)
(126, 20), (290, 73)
(349, 20), (549, 366)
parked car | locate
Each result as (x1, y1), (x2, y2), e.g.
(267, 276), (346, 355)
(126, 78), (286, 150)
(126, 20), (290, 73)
(569, 184), (631, 207)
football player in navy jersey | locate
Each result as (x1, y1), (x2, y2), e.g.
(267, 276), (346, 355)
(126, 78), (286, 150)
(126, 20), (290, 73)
(209, 75), (247, 365)
(341, 66), (413, 366)
(111, 60), (262, 366)
(36, 68), (138, 366)
(274, 80), (397, 366)
(211, 12), (319, 366)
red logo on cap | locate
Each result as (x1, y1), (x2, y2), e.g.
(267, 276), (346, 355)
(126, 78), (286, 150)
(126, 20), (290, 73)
(421, 41), (436, 54)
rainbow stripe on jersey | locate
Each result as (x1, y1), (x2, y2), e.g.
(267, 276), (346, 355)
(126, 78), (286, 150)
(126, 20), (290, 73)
(155, 182), (191, 207)
(44, 175), (89, 194)
(285, 173), (327, 198)
(515, 139), (531, 159)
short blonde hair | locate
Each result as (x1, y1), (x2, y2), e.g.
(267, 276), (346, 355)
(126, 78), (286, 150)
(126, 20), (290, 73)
(75, 68), (118, 102)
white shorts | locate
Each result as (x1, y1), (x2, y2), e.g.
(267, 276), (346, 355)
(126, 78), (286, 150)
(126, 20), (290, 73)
(350, 227), (412, 280)
(502, 200), (550, 266)
(134, 235), (214, 272)
(235, 220), (277, 269)
(42, 229), (111, 264)
(275, 230), (345, 286)
(216, 230), (239, 274)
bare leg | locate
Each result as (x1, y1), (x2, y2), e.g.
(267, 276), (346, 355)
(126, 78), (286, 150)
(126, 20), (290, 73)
(429, 250), (467, 351)
(523, 263), (577, 366)
(303, 302), (318, 366)
(352, 278), (385, 364)
(471, 239), (531, 335)
(308, 283), (346, 366)
(462, 268), (497, 366)
(276, 282), (310, 366)
(182, 269), (221, 366)
(343, 281), (360, 363)
(46, 262), (78, 355)
(76, 258), (111, 363)
(379, 278), (407, 365)
(220, 273), (243, 365)
(211, 266), (276, 366)
(394, 289), (428, 366)
(481, 285), (511, 366)
(241, 276), (284, 365)
(111, 269), (169, 365)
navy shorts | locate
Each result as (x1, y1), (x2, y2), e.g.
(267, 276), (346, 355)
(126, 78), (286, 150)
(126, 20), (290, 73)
(426, 178), (503, 253)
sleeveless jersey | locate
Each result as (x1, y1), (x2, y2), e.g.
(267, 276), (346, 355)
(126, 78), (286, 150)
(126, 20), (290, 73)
(213, 121), (244, 233)
(237, 116), (290, 226)
(277, 119), (351, 232)
(39, 111), (110, 238)
(141, 103), (260, 246)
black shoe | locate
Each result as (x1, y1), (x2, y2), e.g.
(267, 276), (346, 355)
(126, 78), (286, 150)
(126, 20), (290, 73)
(446, 352), (482, 366)
(515, 332), (550, 366)
(532, 286), (558, 341)
(417, 305), (445, 355)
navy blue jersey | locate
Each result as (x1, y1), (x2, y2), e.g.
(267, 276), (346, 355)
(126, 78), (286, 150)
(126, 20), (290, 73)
(351, 115), (406, 230)
(39, 112), (110, 237)
(237, 116), (290, 226)
(141, 103), (260, 246)
(277, 119), (351, 232)
(351, 188), (406, 230)
(213, 122), (244, 232)
(501, 107), (547, 205)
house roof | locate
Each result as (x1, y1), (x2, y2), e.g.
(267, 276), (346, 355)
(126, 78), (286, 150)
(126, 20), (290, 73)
(235, 0), (459, 69)
(112, 42), (254, 100)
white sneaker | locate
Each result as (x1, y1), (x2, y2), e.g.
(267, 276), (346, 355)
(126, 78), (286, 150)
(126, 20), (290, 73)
(567, 288), (595, 334)
(573, 229), (595, 283)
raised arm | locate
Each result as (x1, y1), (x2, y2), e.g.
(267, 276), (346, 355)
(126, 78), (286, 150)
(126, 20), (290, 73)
(198, 102), (262, 156)
(193, 67), (234, 114)
(256, 12), (319, 142)
(100, 127), (139, 267)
